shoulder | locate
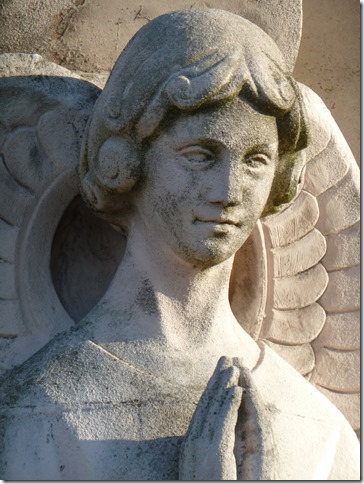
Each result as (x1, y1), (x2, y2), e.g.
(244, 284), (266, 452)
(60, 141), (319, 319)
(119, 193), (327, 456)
(0, 327), (86, 408)
(0, 324), (195, 408)
(0, 321), (128, 409)
(251, 343), (359, 479)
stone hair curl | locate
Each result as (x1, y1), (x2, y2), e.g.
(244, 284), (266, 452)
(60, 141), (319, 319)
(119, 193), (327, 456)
(79, 9), (309, 223)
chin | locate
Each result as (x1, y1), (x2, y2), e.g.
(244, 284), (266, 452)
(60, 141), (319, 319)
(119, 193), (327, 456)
(177, 237), (241, 268)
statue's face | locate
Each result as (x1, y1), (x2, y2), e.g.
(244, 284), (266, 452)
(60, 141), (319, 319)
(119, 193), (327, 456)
(135, 98), (278, 267)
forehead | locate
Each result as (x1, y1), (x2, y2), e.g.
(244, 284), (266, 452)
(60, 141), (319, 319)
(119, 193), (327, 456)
(163, 99), (278, 150)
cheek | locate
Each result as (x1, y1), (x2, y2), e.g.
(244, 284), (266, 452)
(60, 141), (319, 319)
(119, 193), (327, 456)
(142, 172), (190, 238)
(236, 170), (275, 238)
(148, 157), (199, 212)
(242, 168), (275, 206)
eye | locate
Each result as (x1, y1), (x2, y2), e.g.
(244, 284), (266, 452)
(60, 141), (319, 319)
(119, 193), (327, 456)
(178, 145), (214, 169)
(244, 152), (272, 167)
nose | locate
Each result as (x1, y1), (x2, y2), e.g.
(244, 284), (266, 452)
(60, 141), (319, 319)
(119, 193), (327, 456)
(207, 156), (242, 207)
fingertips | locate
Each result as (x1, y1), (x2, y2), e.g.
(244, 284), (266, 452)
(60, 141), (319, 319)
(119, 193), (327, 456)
(232, 356), (244, 368)
(229, 357), (254, 389)
(238, 365), (254, 389)
(215, 355), (234, 373)
(223, 365), (240, 390)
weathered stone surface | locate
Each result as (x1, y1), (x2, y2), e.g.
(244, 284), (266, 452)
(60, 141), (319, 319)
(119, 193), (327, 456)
(265, 304), (326, 345)
(319, 266), (360, 313)
(310, 346), (360, 393)
(315, 311), (360, 351)
(0, 53), (108, 88)
(0, 75), (100, 369)
(316, 387), (360, 432)
(0, 7), (360, 481)
(0, 0), (302, 72)
(322, 222), (360, 271)
(263, 191), (319, 247)
(293, 0), (360, 163)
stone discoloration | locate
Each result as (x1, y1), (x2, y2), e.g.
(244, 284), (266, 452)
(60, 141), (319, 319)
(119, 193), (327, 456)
(0, 6), (360, 481)
(136, 280), (159, 316)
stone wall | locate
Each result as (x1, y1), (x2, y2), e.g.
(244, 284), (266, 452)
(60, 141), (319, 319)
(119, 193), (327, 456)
(294, 0), (360, 162)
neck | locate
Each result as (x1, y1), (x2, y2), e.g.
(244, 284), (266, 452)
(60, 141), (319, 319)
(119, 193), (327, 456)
(87, 222), (260, 373)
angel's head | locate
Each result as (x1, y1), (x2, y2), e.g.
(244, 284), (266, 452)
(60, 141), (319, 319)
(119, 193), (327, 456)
(79, 9), (308, 265)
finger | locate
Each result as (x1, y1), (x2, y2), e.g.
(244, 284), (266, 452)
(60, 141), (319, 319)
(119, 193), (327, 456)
(214, 356), (235, 378)
(230, 357), (255, 390)
(215, 386), (243, 445)
(232, 356), (244, 370)
(186, 358), (236, 439)
(201, 379), (243, 444)
(238, 365), (255, 392)
(200, 365), (241, 425)
(208, 357), (240, 393)
(199, 356), (234, 407)
(187, 386), (243, 480)
(191, 366), (241, 439)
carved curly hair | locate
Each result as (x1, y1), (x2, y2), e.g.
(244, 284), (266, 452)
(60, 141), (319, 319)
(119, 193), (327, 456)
(79, 9), (309, 226)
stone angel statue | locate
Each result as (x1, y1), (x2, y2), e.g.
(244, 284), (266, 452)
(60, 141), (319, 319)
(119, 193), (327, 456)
(0, 9), (359, 480)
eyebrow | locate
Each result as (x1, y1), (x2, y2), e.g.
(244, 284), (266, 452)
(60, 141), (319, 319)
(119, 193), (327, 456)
(175, 139), (278, 154)
(245, 143), (278, 155)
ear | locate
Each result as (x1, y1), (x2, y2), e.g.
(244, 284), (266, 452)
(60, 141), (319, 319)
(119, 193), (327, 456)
(262, 150), (306, 216)
(92, 136), (142, 193)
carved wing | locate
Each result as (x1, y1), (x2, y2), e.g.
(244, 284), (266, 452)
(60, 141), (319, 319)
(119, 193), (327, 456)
(0, 75), (100, 374)
(259, 84), (359, 435)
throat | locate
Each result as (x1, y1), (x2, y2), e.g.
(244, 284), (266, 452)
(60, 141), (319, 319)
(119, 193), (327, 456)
(86, 233), (261, 376)
(102, 251), (235, 344)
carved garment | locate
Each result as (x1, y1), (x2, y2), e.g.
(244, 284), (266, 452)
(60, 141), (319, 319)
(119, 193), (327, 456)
(0, 327), (359, 480)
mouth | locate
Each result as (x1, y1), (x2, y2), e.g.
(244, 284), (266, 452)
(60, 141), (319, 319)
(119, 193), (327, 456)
(193, 217), (240, 227)
(193, 217), (241, 236)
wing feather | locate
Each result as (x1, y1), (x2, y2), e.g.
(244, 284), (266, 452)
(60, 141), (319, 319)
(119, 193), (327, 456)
(322, 222), (359, 270)
(2, 127), (51, 191)
(265, 304), (326, 345)
(0, 75), (100, 374)
(265, 341), (315, 376)
(36, 107), (91, 169)
(261, 188), (328, 378)
(314, 311), (360, 350)
(315, 388), (360, 433)
(319, 266), (359, 312)
(272, 228), (326, 277)
(0, 156), (34, 225)
(302, 130), (350, 197)
(258, 84), (360, 434)
(309, 346), (359, 393)
(0, 300), (23, 336)
(273, 263), (328, 310)
(0, 262), (16, 300)
(301, 86), (360, 434)
(263, 190), (319, 247)
(315, 166), (360, 235)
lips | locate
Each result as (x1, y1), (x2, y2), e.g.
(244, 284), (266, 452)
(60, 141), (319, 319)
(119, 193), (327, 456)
(193, 217), (240, 227)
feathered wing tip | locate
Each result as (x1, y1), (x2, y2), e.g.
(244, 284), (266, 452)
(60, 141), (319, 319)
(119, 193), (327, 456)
(246, 83), (359, 434)
(0, 76), (100, 374)
(300, 85), (360, 436)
